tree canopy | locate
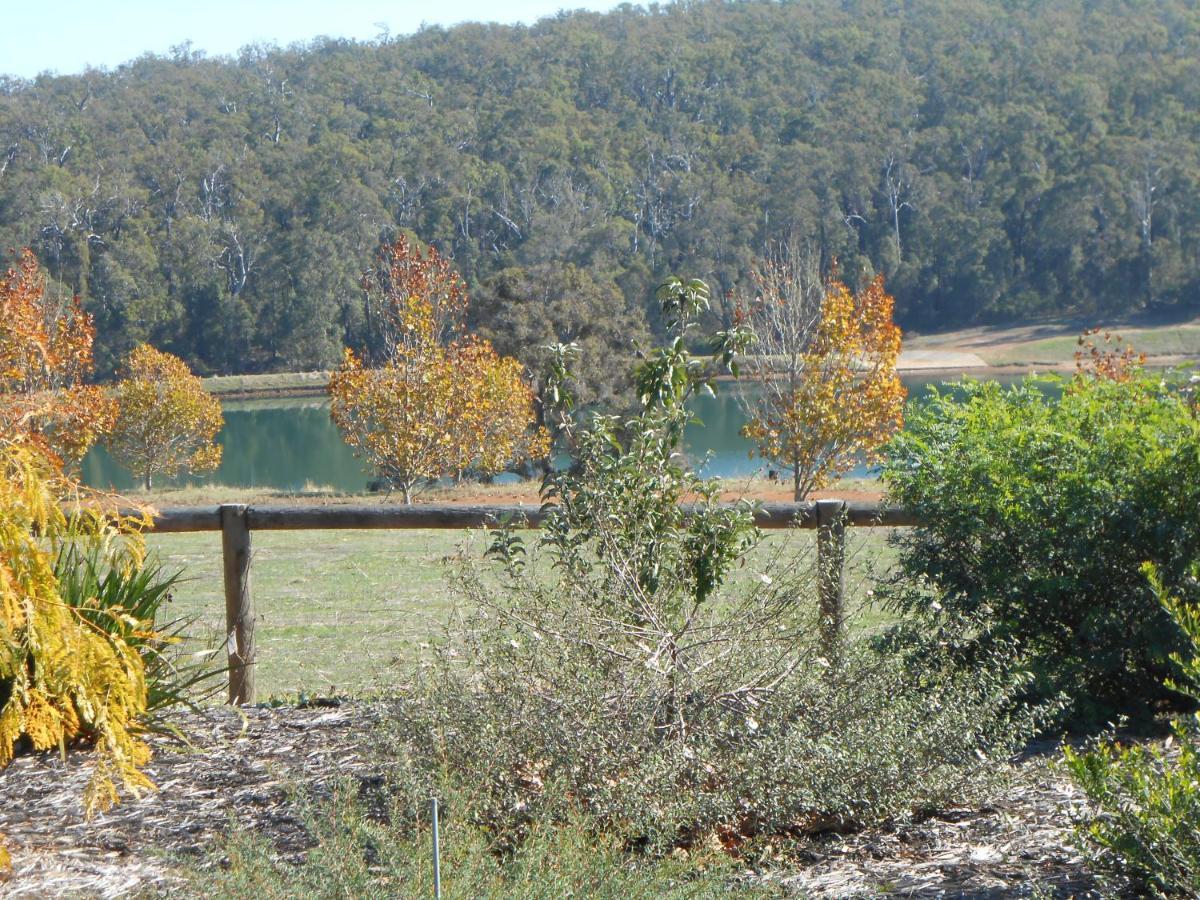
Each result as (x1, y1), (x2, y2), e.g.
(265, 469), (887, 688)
(328, 238), (546, 502)
(107, 344), (224, 489)
(0, 0), (1195, 376)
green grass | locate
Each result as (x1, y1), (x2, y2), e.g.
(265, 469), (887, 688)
(152, 525), (899, 700)
(150, 528), (478, 697)
(201, 370), (330, 396)
(979, 325), (1200, 367)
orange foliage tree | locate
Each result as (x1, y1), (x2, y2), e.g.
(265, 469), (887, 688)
(362, 233), (469, 363)
(737, 247), (905, 500)
(1074, 327), (1146, 382)
(330, 238), (547, 503)
(0, 249), (114, 468)
(107, 344), (224, 490)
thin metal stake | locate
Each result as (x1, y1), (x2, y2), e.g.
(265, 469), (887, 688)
(430, 797), (442, 899)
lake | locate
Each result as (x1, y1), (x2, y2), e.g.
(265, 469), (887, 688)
(78, 374), (1038, 492)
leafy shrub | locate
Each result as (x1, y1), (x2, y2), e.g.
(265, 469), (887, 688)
(1064, 567), (1200, 895)
(881, 374), (1200, 724)
(53, 545), (222, 719)
(381, 327), (1046, 854)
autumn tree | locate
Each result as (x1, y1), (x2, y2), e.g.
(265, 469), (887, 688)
(1074, 328), (1146, 383)
(361, 233), (469, 365)
(0, 249), (115, 468)
(329, 238), (547, 503)
(737, 246), (905, 500)
(106, 344), (224, 490)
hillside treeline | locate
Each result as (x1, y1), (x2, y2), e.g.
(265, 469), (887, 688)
(0, 0), (1197, 375)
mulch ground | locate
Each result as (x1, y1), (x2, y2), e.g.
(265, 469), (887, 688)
(0, 702), (1105, 898)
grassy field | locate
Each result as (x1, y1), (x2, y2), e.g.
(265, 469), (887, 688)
(976, 324), (1200, 367)
(201, 370), (330, 396)
(151, 524), (899, 700)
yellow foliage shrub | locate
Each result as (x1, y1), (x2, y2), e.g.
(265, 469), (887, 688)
(0, 437), (155, 872)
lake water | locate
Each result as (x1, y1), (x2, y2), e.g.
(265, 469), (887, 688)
(79, 374), (1033, 492)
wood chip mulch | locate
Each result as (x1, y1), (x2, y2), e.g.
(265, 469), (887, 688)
(764, 751), (1105, 897)
(0, 701), (391, 898)
(0, 704), (1106, 898)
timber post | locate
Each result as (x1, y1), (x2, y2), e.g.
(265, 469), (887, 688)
(220, 503), (256, 704)
(815, 498), (847, 665)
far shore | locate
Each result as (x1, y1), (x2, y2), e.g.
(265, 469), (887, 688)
(198, 315), (1200, 399)
(201, 353), (1199, 401)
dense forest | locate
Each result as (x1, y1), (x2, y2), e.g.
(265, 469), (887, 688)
(0, 0), (1197, 376)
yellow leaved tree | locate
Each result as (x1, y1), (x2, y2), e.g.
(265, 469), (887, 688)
(0, 249), (115, 469)
(107, 344), (224, 490)
(737, 246), (905, 500)
(330, 237), (547, 503)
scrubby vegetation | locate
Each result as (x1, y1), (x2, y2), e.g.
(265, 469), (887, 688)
(197, 785), (745, 899)
(340, 290), (1047, 867)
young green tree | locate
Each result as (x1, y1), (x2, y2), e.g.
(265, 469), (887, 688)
(107, 344), (224, 490)
(736, 248), (905, 500)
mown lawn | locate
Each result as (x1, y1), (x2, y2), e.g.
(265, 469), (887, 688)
(150, 525), (900, 699)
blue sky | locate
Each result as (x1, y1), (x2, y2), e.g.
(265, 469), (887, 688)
(0, 1), (629, 79)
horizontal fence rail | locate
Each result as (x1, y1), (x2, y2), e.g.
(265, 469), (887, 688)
(133, 501), (919, 704)
(137, 501), (919, 533)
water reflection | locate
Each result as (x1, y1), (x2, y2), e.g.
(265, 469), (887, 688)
(80, 374), (1054, 492)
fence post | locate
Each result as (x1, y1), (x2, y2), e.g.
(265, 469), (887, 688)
(815, 498), (846, 665)
(220, 503), (256, 705)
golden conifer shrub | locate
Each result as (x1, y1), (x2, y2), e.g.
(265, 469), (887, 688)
(0, 436), (156, 873)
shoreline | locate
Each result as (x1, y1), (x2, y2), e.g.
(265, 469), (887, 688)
(203, 355), (1200, 401)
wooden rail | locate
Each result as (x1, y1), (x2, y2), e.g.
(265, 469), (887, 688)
(140, 500), (917, 704)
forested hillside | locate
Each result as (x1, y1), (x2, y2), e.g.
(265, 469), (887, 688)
(0, 0), (1197, 375)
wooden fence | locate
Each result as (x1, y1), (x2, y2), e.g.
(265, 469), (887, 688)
(143, 500), (918, 704)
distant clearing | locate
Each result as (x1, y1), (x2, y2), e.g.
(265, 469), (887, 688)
(908, 318), (1200, 368)
(197, 319), (1200, 400)
(201, 371), (330, 397)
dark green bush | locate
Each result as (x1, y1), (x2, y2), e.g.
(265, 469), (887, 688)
(881, 373), (1200, 725)
(1064, 567), (1200, 896)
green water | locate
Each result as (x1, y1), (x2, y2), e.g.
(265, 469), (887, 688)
(79, 374), (1035, 492)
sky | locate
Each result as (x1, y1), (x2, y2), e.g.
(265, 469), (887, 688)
(0, 0), (630, 80)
